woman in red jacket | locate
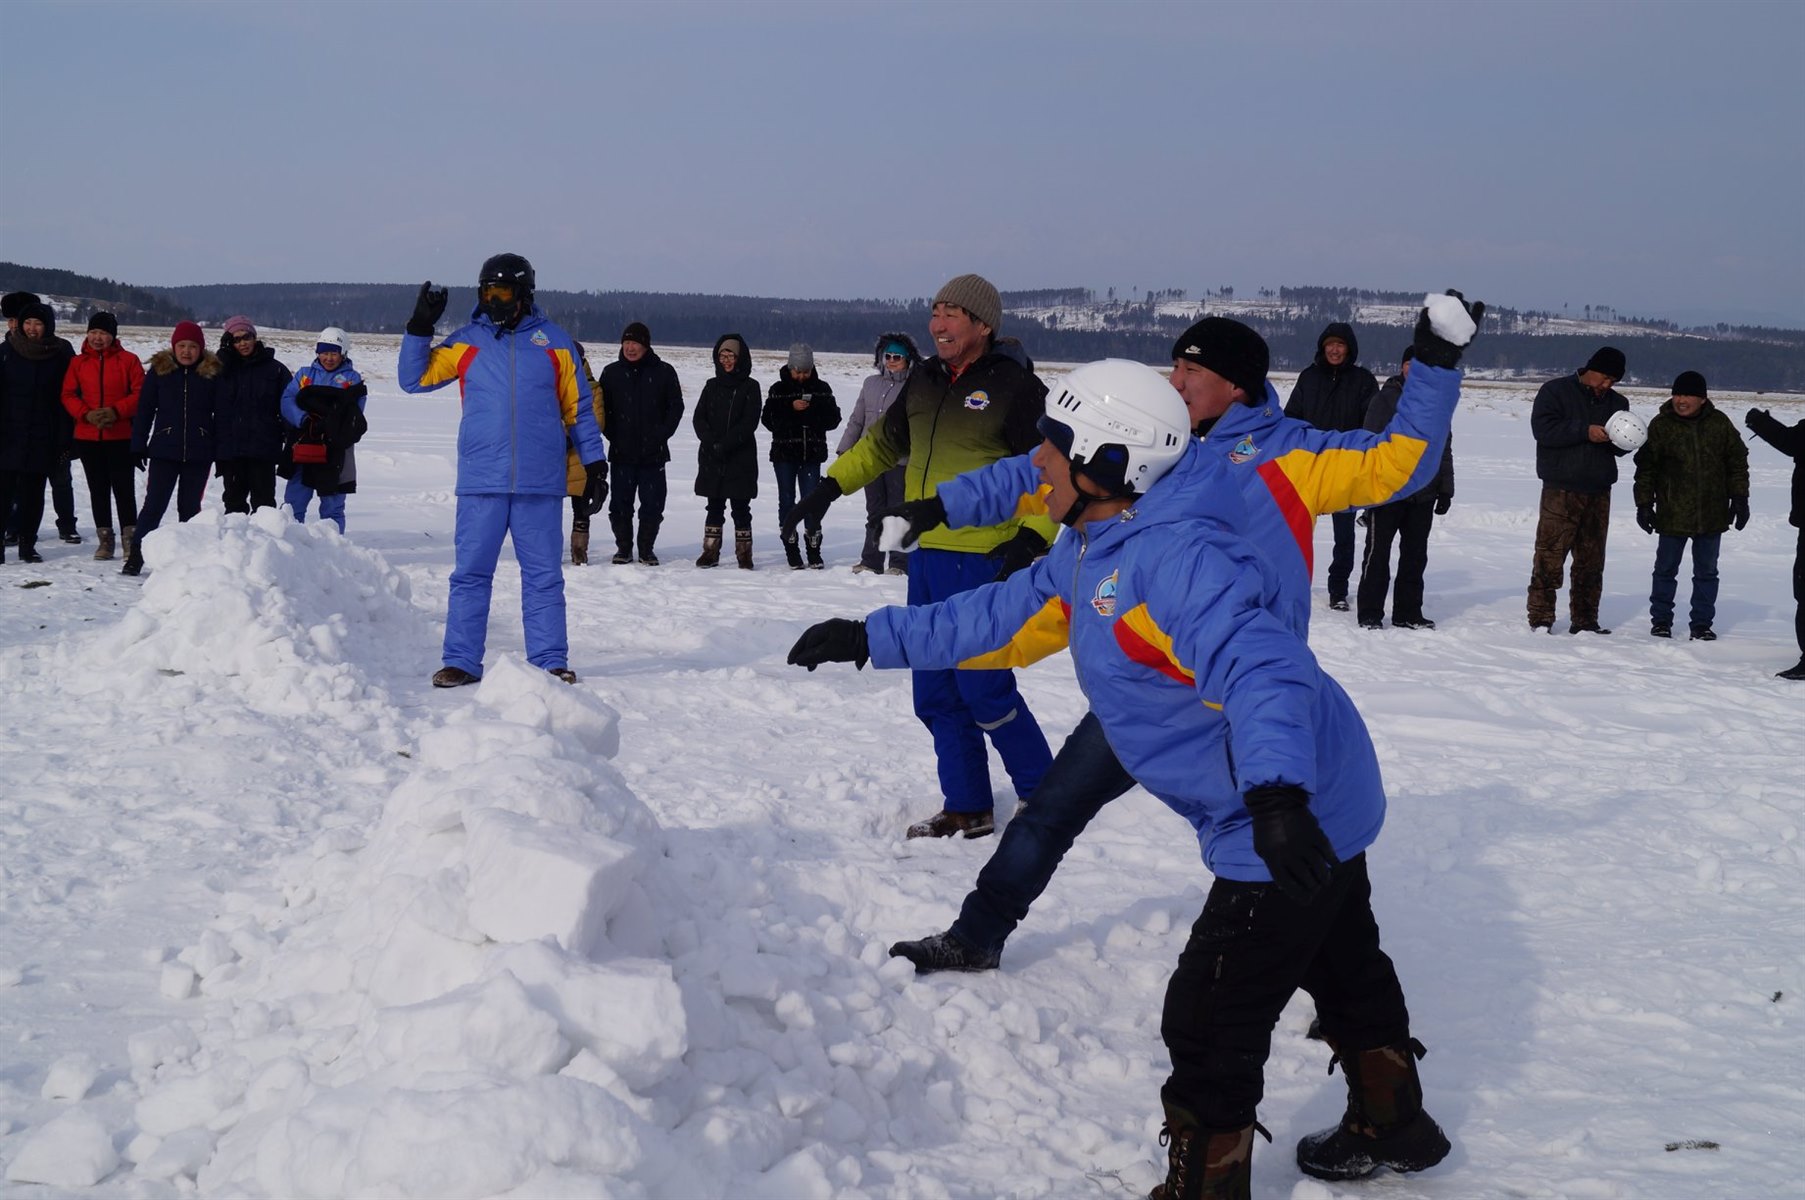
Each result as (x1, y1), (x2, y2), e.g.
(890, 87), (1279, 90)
(60, 312), (143, 561)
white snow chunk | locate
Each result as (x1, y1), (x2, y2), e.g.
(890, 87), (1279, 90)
(4, 1107), (119, 1186)
(160, 961), (196, 999)
(41, 1052), (101, 1101)
(1423, 291), (1477, 345)
(138, 1126), (216, 1181)
(877, 514), (913, 553)
(134, 1065), (246, 1136)
(366, 971), (571, 1080)
(464, 807), (643, 955)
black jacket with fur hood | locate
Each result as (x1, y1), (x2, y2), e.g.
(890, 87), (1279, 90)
(134, 349), (222, 463)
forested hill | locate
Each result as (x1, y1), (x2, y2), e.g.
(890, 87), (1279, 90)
(5, 264), (1800, 391)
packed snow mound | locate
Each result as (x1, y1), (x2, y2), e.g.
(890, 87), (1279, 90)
(76, 507), (436, 715)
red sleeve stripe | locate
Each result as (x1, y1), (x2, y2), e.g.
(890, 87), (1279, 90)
(1257, 458), (1316, 576)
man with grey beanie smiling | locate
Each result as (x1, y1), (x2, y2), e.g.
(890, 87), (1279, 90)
(786, 272), (1057, 839)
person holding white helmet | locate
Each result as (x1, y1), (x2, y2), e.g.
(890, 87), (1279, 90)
(789, 359), (1450, 1197)
(1527, 346), (1632, 633)
(278, 327), (367, 534)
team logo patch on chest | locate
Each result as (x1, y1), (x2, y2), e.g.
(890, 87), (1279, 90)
(530, 329), (551, 347)
(1227, 436), (1259, 464)
(1090, 569), (1120, 617)
(963, 390), (991, 411)
(332, 374), (350, 386)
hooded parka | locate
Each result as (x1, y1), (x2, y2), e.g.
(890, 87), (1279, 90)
(692, 333), (762, 500)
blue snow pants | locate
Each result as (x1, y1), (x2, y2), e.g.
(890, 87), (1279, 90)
(443, 493), (568, 676)
(907, 547), (1053, 813)
(284, 476), (346, 533)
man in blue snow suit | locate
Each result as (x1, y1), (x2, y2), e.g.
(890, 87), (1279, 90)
(789, 360), (1452, 1195)
(398, 253), (608, 687)
(873, 300), (1480, 978)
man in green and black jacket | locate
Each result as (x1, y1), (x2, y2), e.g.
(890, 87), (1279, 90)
(786, 274), (1055, 839)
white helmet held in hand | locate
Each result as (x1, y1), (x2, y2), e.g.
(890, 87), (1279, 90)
(1605, 409), (1647, 452)
(1038, 359), (1190, 499)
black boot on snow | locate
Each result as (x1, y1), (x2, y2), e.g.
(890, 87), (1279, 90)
(804, 530), (824, 569)
(782, 531), (804, 570)
(1296, 1038), (1450, 1181)
(888, 930), (1000, 974)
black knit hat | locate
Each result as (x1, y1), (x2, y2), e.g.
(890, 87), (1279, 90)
(621, 321), (651, 348)
(88, 311), (119, 337)
(1671, 370), (1708, 399)
(19, 301), (55, 334)
(1171, 317), (1270, 400)
(1584, 346), (1626, 380)
(2, 291), (38, 320)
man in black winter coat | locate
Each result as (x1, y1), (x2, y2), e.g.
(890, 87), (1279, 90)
(1284, 321), (1378, 609)
(599, 322), (684, 565)
(762, 343), (842, 569)
(1356, 348), (1454, 630)
(1745, 406), (1805, 679)
(213, 316), (294, 513)
(1527, 346), (1631, 634)
(0, 301), (75, 564)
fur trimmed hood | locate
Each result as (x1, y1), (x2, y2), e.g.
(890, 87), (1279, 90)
(149, 348), (223, 378)
(870, 331), (922, 369)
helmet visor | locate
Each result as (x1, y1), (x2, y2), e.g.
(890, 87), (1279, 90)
(1036, 414), (1076, 459)
(478, 283), (518, 305)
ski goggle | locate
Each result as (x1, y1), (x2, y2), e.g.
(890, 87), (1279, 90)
(478, 283), (519, 304)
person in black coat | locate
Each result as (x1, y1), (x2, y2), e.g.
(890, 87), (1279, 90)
(124, 321), (222, 575)
(761, 343), (841, 569)
(0, 301), (76, 564)
(213, 316), (293, 514)
(599, 321), (684, 565)
(1527, 346), (1631, 633)
(1745, 406), (1805, 679)
(692, 333), (762, 568)
(1355, 348), (1454, 630)
(1284, 321), (1378, 608)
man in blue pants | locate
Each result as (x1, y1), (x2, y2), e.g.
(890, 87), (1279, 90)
(398, 253), (608, 687)
(876, 298), (1480, 972)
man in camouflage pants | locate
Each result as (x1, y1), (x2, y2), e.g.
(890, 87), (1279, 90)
(1528, 347), (1631, 634)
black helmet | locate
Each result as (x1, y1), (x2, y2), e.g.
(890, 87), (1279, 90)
(479, 252), (535, 292)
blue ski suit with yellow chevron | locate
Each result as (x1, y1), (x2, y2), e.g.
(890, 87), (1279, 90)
(399, 304), (605, 676)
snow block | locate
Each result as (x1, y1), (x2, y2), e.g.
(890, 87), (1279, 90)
(4, 1108), (119, 1186)
(474, 655), (622, 761)
(464, 807), (642, 956)
(485, 942), (687, 1090)
(367, 971), (571, 1080)
(41, 1052), (101, 1101)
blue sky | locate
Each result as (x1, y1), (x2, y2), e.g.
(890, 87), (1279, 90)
(5, 0), (1801, 325)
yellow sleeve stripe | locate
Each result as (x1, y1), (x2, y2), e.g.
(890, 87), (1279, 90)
(1113, 603), (1224, 710)
(418, 342), (476, 389)
(1272, 436), (1428, 515)
(958, 597), (1072, 669)
(550, 348), (582, 425)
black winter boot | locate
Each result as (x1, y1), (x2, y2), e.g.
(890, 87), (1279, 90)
(610, 514), (633, 565)
(735, 528), (755, 570)
(1149, 1101), (1262, 1200)
(804, 530), (824, 569)
(887, 931), (1000, 974)
(1296, 1038), (1450, 1181)
(782, 531), (805, 570)
(696, 525), (722, 568)
(638, 517), (662, 565)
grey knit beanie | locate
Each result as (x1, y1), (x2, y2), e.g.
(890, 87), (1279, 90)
(933, 273), (1002, 333)
(788, 343), (814, 372)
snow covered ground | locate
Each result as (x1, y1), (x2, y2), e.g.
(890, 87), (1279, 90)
(2, 329), (1801, 1198)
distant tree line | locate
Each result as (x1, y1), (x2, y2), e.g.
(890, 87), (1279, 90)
(6, 263), (1800, 391)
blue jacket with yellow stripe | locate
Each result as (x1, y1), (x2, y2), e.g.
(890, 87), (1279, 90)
(936, 363), (1462, 637)
(398, 304), (605, 496)
(866, 440), (1385, 881)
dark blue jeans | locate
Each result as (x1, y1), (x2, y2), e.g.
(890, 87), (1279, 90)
(949, 710), (1136, 954)
(607, 462), (669, 552)
(1326, 508), (1357, 600)
(1650, 532), (1721, 632)
(772, 461), (823, 532)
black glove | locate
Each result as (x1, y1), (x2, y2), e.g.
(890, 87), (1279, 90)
(1243, 785), (1339, 904)
(1636, 505), (1656, 534)
(787, 618), (869, 671)
(783, 477), (843, 535)
(136, 454), (148, 471)
(407, 281), (449, 337)
(582, 461), (609, 516)
(1434, 495), (1452, 516)
(880, 495), (948, 549)
(1411, 290), (1486, 370)
(986, 527), (1048, 581)
(1730, 496), (1749, 531)
(1745, 408), (1767, 429)
(1356, 509), (1370, 528)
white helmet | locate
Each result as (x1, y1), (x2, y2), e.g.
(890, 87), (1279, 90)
(1604, 409), (1647, 452)
(1039, 359), (1190, 500)
(316, 326), (350, 357)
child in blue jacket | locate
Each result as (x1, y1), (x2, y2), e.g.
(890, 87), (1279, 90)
(279, 327), (367, 533)
(790, 360), (1451, 1197)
